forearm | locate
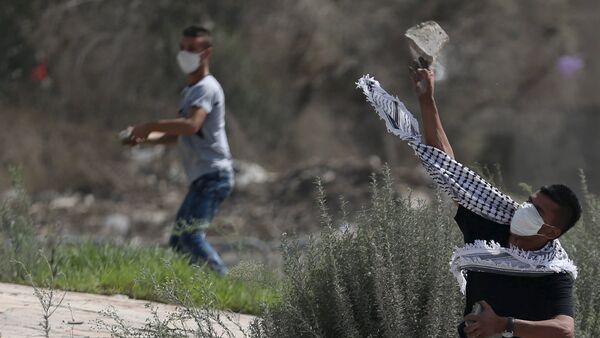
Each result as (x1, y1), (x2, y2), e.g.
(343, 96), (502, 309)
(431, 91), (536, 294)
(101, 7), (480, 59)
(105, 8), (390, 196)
(145, 134), (178, 145)
(143, 118), (198, 136)
(512, 316), (574, 338)
(419, 95), (454, 158)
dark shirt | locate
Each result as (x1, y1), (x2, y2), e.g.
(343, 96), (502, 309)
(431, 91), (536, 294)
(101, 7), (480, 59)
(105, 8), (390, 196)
(455, 206), (574, 330)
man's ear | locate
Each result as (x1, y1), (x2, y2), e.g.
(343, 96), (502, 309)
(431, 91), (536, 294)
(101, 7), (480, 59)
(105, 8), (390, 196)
(203, 47), (213, 59)
(540, 224), (562, 239)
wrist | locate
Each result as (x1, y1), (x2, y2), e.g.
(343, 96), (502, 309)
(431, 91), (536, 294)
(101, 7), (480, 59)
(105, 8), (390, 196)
(141, 122), (154, 133)
(418, 93), (434, 101)
(418, 95), (435, 106)
(501, 317), (515, 337)
(497, 316), (509, 333)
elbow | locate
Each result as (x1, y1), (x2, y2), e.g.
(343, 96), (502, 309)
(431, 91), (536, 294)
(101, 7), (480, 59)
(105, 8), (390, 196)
(557, 320), (575, 338)
(561, 330), (574, 338)
(562, 327), (574, 338)
(182, 121), (201, 136)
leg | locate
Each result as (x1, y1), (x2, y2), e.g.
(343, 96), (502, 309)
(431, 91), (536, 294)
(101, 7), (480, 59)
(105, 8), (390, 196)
(170, 186), (198, 253)
(180, 231), (227, 275)
(173, 171), (233, 275)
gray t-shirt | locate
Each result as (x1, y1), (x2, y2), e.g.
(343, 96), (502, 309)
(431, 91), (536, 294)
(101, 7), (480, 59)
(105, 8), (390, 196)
(178, 75), (232, 184)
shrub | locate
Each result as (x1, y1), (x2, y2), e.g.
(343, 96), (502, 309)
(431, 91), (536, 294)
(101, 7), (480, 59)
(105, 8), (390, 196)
(0, 167), (40, 280)
(97, 261), (254, 338)
(253, 169), (463, 337)
(561, 171), (600, 337)
(254, 168), (600, 337)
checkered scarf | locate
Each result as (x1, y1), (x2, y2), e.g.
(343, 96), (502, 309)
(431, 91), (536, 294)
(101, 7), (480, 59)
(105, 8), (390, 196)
(450, 240), (577, 293)
(356, 75), (518, 224)
(356, 75), (577, 290)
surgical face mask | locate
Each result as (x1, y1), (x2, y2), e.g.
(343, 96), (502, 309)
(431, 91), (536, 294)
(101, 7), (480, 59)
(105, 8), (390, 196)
(510, 202), (544, 236)
(176, 50), (202, 74)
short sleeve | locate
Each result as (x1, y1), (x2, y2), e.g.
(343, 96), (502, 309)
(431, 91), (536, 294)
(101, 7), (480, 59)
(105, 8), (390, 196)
(189, 85), (213, 114)
(545, 273), (574, 317)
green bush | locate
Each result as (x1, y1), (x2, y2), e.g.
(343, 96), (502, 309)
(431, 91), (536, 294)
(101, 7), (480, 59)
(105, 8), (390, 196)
(0, 167), (40, 280)
(98, 260), (261, 338)
(253, 170), (463, 337)
(562, 171), (600, 337)
(254, 169), (600, 337)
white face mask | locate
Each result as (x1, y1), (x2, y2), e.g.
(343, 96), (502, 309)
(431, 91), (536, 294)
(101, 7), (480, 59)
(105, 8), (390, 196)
(510, 202), (545, 236)
(176, 50), (202, 74)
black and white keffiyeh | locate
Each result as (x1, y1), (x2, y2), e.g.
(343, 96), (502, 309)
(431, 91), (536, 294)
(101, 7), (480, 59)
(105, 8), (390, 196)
(450, 240), (577, 293)
(356, 75), (577, 292)
(356, 75), (518, 224)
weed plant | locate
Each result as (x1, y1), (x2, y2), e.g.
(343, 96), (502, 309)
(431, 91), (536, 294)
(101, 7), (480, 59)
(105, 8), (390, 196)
(27, 257), (67, 338)
(1, 168), (66, 337)
(0, 167), (39, 279)
(561, 171), (600, 337)
(98, 262), (255, 337)
(253, 169), (464, 337)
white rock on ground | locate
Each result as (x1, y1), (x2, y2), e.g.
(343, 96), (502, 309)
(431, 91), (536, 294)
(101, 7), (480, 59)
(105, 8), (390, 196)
(102, 213), (131, 236)
(0, 282), (255, 337)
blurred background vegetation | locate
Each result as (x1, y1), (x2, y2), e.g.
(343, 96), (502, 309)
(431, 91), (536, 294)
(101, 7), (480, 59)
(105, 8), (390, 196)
(2, 0), (598, 194)
(1, 1), (600, 335)
(1, 0), (599, 273)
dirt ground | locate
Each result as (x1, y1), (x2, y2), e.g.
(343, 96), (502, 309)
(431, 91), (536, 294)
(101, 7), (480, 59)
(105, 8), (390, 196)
(0, 282), (255, 338)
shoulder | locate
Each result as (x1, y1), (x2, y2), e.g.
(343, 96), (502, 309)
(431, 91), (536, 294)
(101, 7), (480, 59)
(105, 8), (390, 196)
(455, 205), (507, 226)
(206, 75), (224, 95)
(189, 81), (212, 95)
(455, 205), (485, 224)
(189, 76), (220, 94)
(543, 272), (574, 317)
(202, 75), (221, 90)
(545, 272), (575, 285)
(455, 205), (510, 244)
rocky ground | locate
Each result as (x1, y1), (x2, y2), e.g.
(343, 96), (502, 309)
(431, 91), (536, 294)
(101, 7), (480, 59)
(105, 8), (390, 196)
(15, 146), (433, 269)
(0, 282), (255, 337)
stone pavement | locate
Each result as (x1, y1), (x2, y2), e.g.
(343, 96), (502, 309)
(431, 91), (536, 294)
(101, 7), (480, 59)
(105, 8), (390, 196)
(0, 282), (255, 337)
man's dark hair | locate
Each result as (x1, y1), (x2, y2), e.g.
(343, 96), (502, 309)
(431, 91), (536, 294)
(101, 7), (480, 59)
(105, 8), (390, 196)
(182, 25), (212, 48)
(539, 184), (581, 235)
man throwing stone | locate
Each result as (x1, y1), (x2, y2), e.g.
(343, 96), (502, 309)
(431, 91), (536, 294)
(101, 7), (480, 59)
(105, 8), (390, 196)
(124, 26), (233, 275)
(358, 65), (580, 338)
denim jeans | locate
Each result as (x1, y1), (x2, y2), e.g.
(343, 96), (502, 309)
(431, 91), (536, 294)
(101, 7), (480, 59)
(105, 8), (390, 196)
(169, 169), (233, 275)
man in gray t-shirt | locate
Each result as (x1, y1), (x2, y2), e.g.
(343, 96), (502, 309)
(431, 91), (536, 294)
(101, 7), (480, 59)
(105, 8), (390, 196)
(123, 25), (233, 275)
(178, 74), (232, 184)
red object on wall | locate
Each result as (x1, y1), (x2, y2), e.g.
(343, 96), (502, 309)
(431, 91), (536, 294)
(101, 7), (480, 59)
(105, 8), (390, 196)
(31, 62), (48, 82)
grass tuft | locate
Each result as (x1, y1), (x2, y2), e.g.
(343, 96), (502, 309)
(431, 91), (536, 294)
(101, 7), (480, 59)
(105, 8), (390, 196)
(0, 168), (276, 316)
(21, 241), (278, 315)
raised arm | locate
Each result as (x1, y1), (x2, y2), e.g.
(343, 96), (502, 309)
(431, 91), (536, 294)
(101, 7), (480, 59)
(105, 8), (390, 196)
(410, 67), (455, 159)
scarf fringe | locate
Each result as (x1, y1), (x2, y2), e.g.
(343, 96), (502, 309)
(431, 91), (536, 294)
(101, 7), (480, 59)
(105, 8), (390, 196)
(450, 240), (578, 294)
(356, 75), (422, 144)
(357, 74), (518, 224)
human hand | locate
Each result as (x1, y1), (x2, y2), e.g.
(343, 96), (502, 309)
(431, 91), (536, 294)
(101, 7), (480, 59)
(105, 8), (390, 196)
(463, 301), (506, 338)
(119, 127), (135, 146)
(120, 125), (149, 146)
(409, 61), (434, 99)
(129, 124), (152, 145)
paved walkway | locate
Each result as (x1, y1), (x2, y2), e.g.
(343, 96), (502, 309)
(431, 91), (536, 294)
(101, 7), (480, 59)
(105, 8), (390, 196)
(0, 282), (255, 337)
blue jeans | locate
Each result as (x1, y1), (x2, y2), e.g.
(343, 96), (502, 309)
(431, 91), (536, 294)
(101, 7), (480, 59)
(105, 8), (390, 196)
(169, 169), (233, 275)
